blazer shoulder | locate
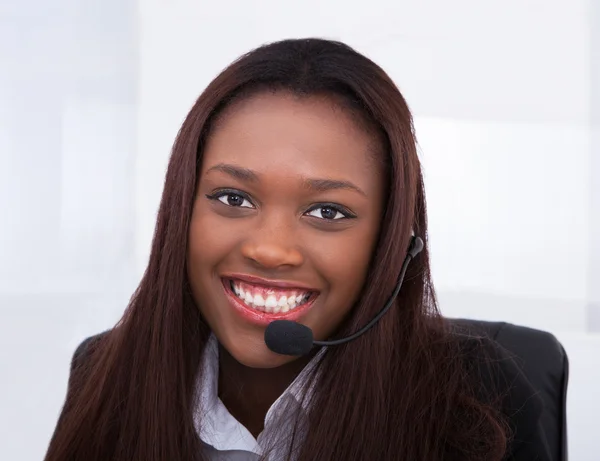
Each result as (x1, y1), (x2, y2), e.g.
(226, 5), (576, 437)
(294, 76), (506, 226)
(455, 333), (550, 460)
(48, 330), (112, 446)
(69, 331), (110, 376)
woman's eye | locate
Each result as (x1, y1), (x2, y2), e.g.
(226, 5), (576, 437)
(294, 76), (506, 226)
(306, 205), (347, 220)
(214, 192), (254, 208)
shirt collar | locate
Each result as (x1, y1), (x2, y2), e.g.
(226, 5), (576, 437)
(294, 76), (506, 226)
(193, 334), (326, 455)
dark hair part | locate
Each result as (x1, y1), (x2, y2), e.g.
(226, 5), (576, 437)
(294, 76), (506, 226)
(45, 38), (508, 461)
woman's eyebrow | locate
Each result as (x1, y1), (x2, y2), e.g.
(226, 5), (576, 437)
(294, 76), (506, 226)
(205, 163), (259, 182)
(302, 178), (366, 196)
(205, 162), (366, 196)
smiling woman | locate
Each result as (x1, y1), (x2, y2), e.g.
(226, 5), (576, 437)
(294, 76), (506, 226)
(44, 39), (550, 461)
(189, 93), (384, 370)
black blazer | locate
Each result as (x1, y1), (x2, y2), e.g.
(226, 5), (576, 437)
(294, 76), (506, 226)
(452, 327), (553, 461)
(452, 319), (567, 461)
(51, 329), (552, 461)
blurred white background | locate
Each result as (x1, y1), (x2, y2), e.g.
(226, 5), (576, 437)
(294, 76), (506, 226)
(1, 0), (598, 460)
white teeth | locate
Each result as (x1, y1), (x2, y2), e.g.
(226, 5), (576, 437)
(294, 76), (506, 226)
(265, 295), (277, 308)
(253, 294), (265, 307)
(265, 295), (277, 312)
(230, 281), (312, 312)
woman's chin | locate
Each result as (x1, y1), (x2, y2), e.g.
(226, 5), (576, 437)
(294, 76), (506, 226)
(224, 337), (299, 369)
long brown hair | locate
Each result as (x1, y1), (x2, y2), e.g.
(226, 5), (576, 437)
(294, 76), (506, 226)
(45, 38), (507, 461)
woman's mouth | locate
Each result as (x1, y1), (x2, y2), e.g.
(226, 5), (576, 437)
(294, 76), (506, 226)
(229, 279), (313, 312)
(222, 277), (318, 325)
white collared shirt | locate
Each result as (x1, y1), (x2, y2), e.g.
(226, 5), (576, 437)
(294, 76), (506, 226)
(193, 335), (325, 460)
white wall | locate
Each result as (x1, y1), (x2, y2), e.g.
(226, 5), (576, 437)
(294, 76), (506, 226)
(589, 0), (600, 330)
(1, 0), (597, 460)
(0, 1), (139, 460)
(419, 117), (590, 331)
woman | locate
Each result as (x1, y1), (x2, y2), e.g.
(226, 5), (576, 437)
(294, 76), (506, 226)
(45, 38), (549, 460)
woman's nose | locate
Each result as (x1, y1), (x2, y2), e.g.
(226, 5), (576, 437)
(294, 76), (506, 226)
(240, 220), (304, 270)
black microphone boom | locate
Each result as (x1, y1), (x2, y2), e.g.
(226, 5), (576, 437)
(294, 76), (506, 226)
(264, 236), (424, 356)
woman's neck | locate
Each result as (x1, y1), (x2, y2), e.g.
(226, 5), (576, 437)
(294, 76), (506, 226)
(217, 343), (313, 438)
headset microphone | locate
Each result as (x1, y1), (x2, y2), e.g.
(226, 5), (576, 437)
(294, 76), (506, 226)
(264, 236), (424, 356)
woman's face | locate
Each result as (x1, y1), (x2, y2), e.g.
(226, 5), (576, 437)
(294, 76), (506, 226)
(187, 92), (384, 368)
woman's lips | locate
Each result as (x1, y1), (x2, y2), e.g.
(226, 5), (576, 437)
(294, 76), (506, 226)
(221, 277), (318, 326)
(222, 273), (316, 290)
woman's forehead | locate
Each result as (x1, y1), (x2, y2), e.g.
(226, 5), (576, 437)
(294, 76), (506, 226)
(201, 92), (384, 191)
